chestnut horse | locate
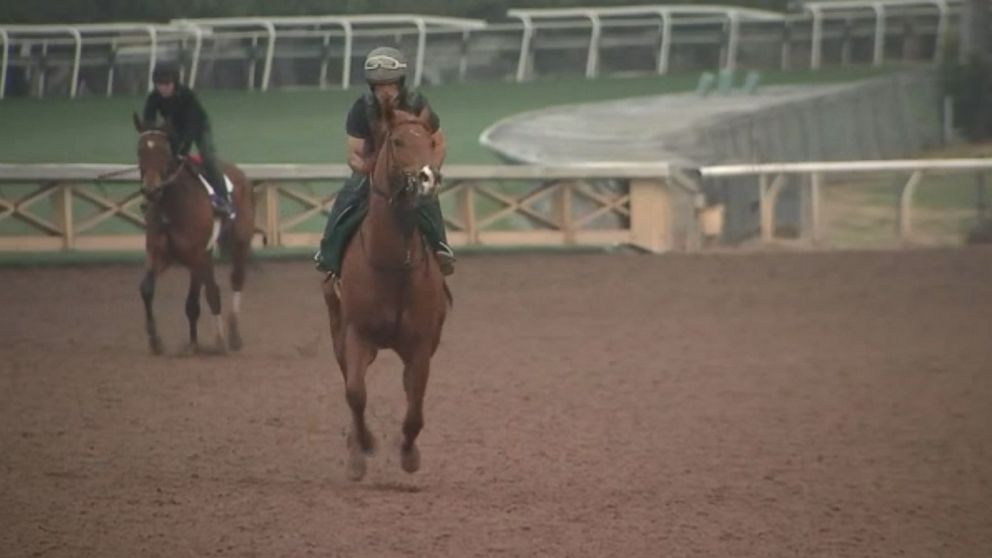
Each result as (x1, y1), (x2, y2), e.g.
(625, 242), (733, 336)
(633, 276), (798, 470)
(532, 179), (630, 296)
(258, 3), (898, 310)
(322, 102), (450, 481)
(133, 114), (254, 355)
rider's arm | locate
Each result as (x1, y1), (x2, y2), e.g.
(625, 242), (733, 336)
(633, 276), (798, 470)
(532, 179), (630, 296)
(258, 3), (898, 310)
(346, 135), (370, 174)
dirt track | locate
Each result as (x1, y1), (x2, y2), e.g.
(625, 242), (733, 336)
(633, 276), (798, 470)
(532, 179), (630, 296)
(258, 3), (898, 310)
(1, 250), (991, 557)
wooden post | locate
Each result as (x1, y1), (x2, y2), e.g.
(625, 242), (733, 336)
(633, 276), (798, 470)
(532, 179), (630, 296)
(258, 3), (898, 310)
(52, 183), (73, 250)
(556, 181), (574, 245)
(629, 179), (669, 253)
(253, 181), (280, 247)
(457, 183), (478, 246)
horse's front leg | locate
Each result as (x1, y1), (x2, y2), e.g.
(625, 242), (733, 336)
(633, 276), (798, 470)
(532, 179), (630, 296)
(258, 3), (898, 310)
(198, 260), (226, 354)
(342, 327), (377, 481)
(399, 351), (432, 474)
(139, 266), (164, 355)
(184, 272), (203, 353)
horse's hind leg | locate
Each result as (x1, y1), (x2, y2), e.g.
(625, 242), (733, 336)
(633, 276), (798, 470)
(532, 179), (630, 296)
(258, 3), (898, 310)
(199, 261), (226, 354)
(343, 328), (376, 481)
(399, 353), (431, 474)
(184, 273), (203, 353)
(227, 240), (248, 351)
(139, 267), (164, 355)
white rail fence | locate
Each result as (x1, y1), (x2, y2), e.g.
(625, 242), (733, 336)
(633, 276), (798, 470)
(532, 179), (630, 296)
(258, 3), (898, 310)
(0, 1), (966, 99)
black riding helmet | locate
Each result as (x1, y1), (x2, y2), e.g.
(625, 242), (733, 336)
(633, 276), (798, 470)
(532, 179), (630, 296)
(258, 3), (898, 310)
(152, 62), (180, 85)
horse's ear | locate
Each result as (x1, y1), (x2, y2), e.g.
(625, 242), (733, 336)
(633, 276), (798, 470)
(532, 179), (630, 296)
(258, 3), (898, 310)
(416, 106), (433, 126)
(132, 112), (143, 132)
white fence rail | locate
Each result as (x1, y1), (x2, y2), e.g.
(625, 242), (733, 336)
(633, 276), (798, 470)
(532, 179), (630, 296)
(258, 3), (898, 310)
(701, 158), (992, 244)
(0, 1), (965, 99)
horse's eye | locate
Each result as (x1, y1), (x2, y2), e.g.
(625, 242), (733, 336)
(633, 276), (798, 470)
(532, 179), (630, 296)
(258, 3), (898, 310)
(393, 138), (404, 148)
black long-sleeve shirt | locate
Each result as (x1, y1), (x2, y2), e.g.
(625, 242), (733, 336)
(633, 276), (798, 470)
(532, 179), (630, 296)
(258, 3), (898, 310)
(142, 85), (209, 155)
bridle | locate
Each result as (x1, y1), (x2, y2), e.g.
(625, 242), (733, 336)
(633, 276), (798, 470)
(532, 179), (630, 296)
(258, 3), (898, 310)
(137, 129), (185, 201)
(369, 120), (440, 208)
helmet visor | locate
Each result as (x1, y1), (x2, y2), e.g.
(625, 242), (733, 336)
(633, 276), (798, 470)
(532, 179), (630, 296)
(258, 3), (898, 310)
(364, 54), (407, 72)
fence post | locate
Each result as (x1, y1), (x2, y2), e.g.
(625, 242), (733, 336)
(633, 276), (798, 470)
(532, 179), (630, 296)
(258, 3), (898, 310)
(629, 179), (669, 252)
(253, 181), (279, 247)
(52, 183), (73, 250)
(457, 183), (478, 246)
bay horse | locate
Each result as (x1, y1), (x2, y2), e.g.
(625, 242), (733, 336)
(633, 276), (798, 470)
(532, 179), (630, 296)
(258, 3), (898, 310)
(132, 114), (254, 355)
(321, 101), (450, 481)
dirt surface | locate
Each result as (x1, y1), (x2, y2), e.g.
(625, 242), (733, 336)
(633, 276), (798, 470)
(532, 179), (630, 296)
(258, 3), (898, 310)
(2, 250), (991, 557)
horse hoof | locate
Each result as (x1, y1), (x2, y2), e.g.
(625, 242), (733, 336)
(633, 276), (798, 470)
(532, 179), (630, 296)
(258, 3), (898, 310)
(400, 445), (421, 474)
(347, 451), (367, 481)
(348, 429), (376, 455)
(149, 337), (164, 356)
(228, 316), (243, 351)
(183, 342), (200, 355)
(212, 339), (228, 356)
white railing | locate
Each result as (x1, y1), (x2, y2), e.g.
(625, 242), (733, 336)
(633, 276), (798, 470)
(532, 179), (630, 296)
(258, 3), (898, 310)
(0, 1), (965, 99)
(701, 158), (992, 243)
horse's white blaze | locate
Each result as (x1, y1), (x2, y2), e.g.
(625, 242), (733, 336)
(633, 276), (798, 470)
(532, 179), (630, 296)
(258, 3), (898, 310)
(146, 140), (155, 149)
(232, 291), (242, 315)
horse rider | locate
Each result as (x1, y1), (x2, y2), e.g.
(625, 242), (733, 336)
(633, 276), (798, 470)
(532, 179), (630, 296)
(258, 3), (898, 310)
(142, 62), (235, 219)
(314, 46), (455, 277)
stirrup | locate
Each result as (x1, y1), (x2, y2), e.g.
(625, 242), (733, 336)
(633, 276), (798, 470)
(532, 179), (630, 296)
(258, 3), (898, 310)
(211, 194), (235, 219)
(435, 243), (456, 276)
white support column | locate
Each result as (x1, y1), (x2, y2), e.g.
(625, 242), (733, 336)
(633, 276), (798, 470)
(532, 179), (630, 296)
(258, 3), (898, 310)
(186, 25), (203, 89)
(725, 11), (741, 71)
(458, 29), (471, 82)
(107, 38), (116, 97)
(414, 18), (427, 88)
(810, 172), (822, 244)
(39, 40), (49, 98)
(656, 11), (672, 75)
(341, 21), (353, 89)
(898, 170), (923, 240)
(810, 7), (824, 69)
(872, 3), (886, 67)
(514, 14), (534, 82)
(69, 27), (82, 98)
(1, 28), (10, 100)
(145, 25), (157, 91)
(319, 32), (331, 89)
(932, 0), (949, 63)
(248, 34), (258, 89)
(261, 20), (276, 91)
(780, 18), (792, 71)
(584, 11), (601, 79)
